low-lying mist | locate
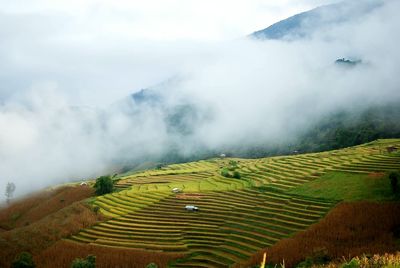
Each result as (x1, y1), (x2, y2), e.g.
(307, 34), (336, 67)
(1, 0), (400, 202)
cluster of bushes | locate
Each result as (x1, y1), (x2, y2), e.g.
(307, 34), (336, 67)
(220, 160), (241, 179)
(336, 253), (400, 268)
(296, 249), (332, 267)
(71, 255), (96, 268)
(11, 252), (35, 268)
(94, 175), (114, 195)
(156, 163), (167, 170)
(299, 252), (400, 268)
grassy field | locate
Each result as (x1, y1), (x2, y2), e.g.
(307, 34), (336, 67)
(65, 139), (400, 267)
(288, 171), (395, 201)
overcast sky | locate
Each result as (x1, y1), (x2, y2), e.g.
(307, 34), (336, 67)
(0, 0), (333, 41)
(6, 0), (398, 202)
(0, 0), (336, 105)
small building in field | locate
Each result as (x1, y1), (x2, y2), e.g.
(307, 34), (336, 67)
(185, 205), (199, 211)
(80, 182), (88, 186)
(220, 153), (226, 158)
(172, 188), (182, 193)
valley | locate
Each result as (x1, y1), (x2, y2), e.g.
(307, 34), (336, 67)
(16, 139), (398, 267)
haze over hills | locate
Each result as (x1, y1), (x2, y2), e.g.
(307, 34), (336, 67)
(251, 0), (384, 40)
(1, 0), (400, 201)
(1, 1), (400, 267)
(122, 0), (400, 160)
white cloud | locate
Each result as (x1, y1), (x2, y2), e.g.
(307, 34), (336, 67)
(0, 0), (334, 41)
(1, 0), (399, 202)
(0, 0), (339, 105)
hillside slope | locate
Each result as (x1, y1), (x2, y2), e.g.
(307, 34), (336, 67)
(67, 139), (400, 268)
(251, 0), (383, 40)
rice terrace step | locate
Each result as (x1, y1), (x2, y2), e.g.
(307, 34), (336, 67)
(68, 139), (400, 267)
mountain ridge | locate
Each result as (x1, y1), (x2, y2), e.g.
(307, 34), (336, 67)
(251, 0), (383, 40)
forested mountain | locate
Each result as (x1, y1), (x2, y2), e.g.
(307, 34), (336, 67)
(251, 0), (383, 40)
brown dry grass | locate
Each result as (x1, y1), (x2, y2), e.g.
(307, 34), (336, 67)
(0, 185), (94, 229)
(0, 185), (184, 267)
(35, 240), (185, 268)
(318, 252), (400, 267)
(242, 202), (400, 268)
(0, 185), (101, 267)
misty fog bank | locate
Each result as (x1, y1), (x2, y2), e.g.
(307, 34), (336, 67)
(1, 0), (400, 202)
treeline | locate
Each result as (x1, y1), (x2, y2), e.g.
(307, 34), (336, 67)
(232, 102), (400, 158)
(296, 103), (400, 153)
(119, 102), (400, 172)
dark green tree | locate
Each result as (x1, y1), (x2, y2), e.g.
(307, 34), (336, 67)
(228, 160), (238, 167)
(11, 252), (35, 268)
(220, 168), (230, 178)
(233, 171), (241, 179)
(389, 171), (399, 194)
(5, 182), (16, 204)
(94, 176), (114, 195)
(71, 255), (96, 268)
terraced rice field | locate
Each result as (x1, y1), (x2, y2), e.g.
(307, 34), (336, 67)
(70, 139), (400, 267)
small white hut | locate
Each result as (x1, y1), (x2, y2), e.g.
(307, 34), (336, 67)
(185, 205), (199, 211)
(172, 188), (182, 193)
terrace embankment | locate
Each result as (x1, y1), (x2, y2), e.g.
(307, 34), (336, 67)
(243, 202), (400, 268)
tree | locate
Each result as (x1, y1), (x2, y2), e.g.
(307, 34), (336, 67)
(156, 163), (166, 170)
(11, 252), (35, 268)
(233, 171), (241, 179)
(94, 176), (114, 195)
(220, 168), (230, 178)
(5, 182), (16, 204)
(389, 171), (399, 194)
(71, 255), (96, 268)
(229, 160), (238, 167)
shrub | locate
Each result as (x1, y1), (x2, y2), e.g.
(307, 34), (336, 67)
(297, 248), (331, 267)
(156, 164), (166, 170)
(94, 176), (114, 195)
(146, 263), (158, 268)
(221, 168), (241, 179)
(71, 255), (96, 268)
(221, 168), (230, 178)
(389, 171), (399, 194)
(11, 252), (36, 268)
(233, 171), (241, 179)
(228, 166), (236, 171)
(229, 160), (238, 167)
(340, 258), (360, 268)
(93, 206), (100, 214)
